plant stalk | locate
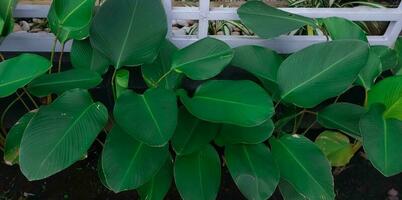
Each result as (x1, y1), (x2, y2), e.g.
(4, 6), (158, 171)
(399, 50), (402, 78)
(155, 69), (174, 86)
(1, 92), (25, 136)
(22, 88), (39, 109)
(0, 53), (5, 61)
(58, 42), (65, 73)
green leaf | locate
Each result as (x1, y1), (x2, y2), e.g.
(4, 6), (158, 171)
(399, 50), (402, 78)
(367, 75), (402, 120)
(321, 17), (367, 42)
(97, 156), (111, 190)
(102, 125), (169, 192)
(174, 145), (221, 200)
(90, 0), (167, 68)
(4, 111), (36, 166)
(27, 69), (102, 97)
(71, 39), (110, 75)
(315, 131), (354, 167)
(395, 37), (402, 74)
(225, 144), (279, 200)
(137, 157), (173, 200)
(279, 180), (307, 200)
(360, 104), (402, 177)
(142, 40), (183, 90)
(270, 134), (335, 200)
(238, 1), (317, 39)
(317, 103), (366, 138)
(172, 37), (234, 80)
(114, 88), (178, 147)
(0, 17), (4, 38)
(355, 49), (382, 90)
(178, 80), (274, 127)
(278, 40), (369, 108)
(0, 54), (51, 98)
(115, 69), (130, 98)
(48, 0), (95, 43)
(0, 0), (17, 37)
(215, 120), (274, 146)
(231, 45), (283, 83)
(19, 89), (109, 180)
(172, 107), (220, 156)
(371, 45), (398, 71)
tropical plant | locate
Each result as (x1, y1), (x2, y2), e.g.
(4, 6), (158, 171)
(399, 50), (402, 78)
(0, 0), (401, 200)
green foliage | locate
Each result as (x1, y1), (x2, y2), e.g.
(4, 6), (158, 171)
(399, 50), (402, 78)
(0, 0), (17, 42)
(1, 1), (402, 200)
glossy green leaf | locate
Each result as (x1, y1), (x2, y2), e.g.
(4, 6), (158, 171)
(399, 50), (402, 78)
(270, 134), (335, 200)
(19, 89), (108, 180)
(238, 1), (317, 39)
(90, 0), (167, 68)
(174, 145), (221, 200)
(97, 156), (111, 190)
(315, 131), (354, 167)
(321, 17), (367, 42)
(137, 157), (173, 200)
(0, 17), (4, 38)
(367, 76), (402, 120)
(278, 40), (369, 108)
(231, 45), (283, 83)
(178, 80), (274, 127)
(172, 37), (234, 80)
(142, 40), (183, 90)
(395, 37), (402, 74)
(27, 69), (102, 97)
(215, 120), (274, 146)
(115, 69), (129, 98)
(371, 45), (398, 71)
(279, 180), (307, 200)
(360, 104), (402, 177)
(317, 103), (366, 138)
(102, 125), (169, 192)
(71, 39), (110, 75)
(172, 107), (220, 156)
(48, 0), (95, 43)
(0, 54), (51, 98)
(0, 0), (17, 37)
(355, 49), (382, 90)
(225, 144), (279, 200)
(4, 111), (36, 166)
(114, 88), (178, 147)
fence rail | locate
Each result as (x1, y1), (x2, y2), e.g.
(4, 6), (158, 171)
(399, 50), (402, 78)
(1, 0), (401, 53)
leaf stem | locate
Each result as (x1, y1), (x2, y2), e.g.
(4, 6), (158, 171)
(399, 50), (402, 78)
(0, 53), (5, 61)
(1, 92), (25, 136)
(22, 88), (39, 109)
(155, 69), (173, 86)
(16, 90), (31, 112)
(49, 37), (57, 73)
(57, 42), (65, 73)
(351, 141), (362, 154)
(111, 69), (117, 100)
(301, 120), (317, 135)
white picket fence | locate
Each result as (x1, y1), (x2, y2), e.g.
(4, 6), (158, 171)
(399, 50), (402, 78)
(1, 0), (401, 53)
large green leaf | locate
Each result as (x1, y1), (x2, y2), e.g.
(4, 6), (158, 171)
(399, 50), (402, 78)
(371, 45), (398, 71)
(270, 134), (335, 200)
(102, 125), (169, 192)
(355, 49), (382, 90)
(317, 103), (366, 138)
(172, 37), (234, 80)
(71, 39), (110, 75)
(278, 40), (369, 108)
(321, 17), (367, 42)
(137, 157), (173, 200)
(0, 54), (51, 97)
(315, 131), (354, 167)
(238, 1), (317, 39)
(48, 0), (95, 43)
(19, 89), (108, 180)
(360, 104), (402, 177)
(225, 144), (279, 200)
(27, 69), (102, 97)
(142, 40), (183, 90)
(114, 88), (178, 147)
(215, 120), (274, 146)
(171, 107), (220, 156)
(0, 0), (17, 37)
(90, 0), (167, 68)
(395, 37), (402, 74)
(4, 111), (36, 166)
(178, 80), (274, 127)
(174, 145), (221, 200)
(367, 76), (402, 120)
(231, 45), (283, 83)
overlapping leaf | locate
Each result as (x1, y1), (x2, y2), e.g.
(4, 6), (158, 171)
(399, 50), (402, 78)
(215, 120), (274, 145)
(321, 17), (367, 42)
(315, 131), (355, 167)
(71, 39), (110, 75)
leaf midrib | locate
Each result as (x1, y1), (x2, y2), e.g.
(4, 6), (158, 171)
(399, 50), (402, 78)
(118, 143), (144, 191)
(29, 76), (99, 88)
(194, 95), (265, 109)
(319, 115), (357, 136)
(281, 50), (360, 99)
(141, 95), (164, 140)
(173, 48), (233, 71)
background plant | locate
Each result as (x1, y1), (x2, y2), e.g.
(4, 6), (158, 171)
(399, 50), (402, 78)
(0, 0), (402, 200)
